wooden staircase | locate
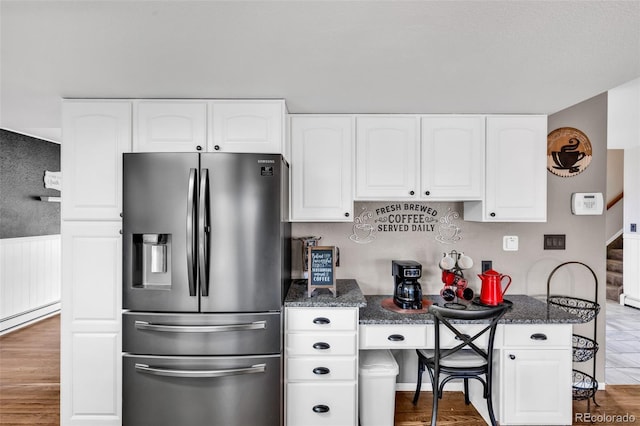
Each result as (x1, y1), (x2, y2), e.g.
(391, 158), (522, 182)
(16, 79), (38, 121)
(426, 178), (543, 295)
(606, 235), (624, 302)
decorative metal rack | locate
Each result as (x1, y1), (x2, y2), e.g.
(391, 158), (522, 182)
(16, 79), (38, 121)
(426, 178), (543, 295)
(546, 261), (600, 410)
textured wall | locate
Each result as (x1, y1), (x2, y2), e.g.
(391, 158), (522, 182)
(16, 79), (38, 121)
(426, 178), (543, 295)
(0, 130), (60, 238)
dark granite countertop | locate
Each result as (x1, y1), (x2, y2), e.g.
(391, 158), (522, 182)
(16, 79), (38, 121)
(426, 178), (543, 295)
(359, 294), (584, 325)
(284, 279), (367, 308)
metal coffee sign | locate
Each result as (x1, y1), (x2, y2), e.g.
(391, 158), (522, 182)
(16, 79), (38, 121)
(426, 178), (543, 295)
(350, 202), (463, 245)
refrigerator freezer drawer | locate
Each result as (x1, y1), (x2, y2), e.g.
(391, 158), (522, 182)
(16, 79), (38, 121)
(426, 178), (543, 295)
(123, 354), (281, 426)
(123, 312), (282, 355)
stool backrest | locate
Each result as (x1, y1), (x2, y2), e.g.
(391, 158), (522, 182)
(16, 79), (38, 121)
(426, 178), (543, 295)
(428, 303), (512, 365)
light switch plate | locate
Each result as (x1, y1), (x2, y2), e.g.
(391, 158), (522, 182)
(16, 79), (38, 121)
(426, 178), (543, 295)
(503, 236), (519, 251)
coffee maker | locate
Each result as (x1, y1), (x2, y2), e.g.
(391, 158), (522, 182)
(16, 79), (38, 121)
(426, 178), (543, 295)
(393, 260), (423, 309)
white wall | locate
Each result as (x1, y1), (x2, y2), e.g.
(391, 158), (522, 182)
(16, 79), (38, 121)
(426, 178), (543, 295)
(607, 78), (640, 150)
(0, 234), (61, 333)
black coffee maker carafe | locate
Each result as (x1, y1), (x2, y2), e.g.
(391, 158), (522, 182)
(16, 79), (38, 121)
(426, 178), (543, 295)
(392, 260), (423, 309)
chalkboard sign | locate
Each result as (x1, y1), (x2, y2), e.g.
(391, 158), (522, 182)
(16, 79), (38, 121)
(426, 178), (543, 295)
(307, 246), (337, 297)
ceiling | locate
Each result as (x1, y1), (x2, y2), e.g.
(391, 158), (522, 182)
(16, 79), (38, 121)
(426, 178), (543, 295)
(1, 0), (639, 143)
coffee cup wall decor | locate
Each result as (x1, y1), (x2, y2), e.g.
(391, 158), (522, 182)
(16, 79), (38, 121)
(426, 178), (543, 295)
(547, 127), (592, 177)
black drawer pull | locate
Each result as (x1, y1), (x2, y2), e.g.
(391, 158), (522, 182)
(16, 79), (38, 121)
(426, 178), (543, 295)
(313, 367), (330, 375)
(388, 334), (405, 342)
(530, 333), (548, 341)
(313, 404), (330, 413)
(313, 317), (331, 325)
(313, 342), (330, 350)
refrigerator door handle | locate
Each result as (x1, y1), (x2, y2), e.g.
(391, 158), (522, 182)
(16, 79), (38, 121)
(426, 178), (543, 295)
(134, 363), (266, 378)
(186, 168), (198, 297)
(198, 168), (210, 296)
(134, 320), (266, 333)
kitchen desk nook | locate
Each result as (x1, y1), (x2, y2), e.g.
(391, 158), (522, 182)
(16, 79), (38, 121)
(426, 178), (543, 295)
(284, 279), (583, 426)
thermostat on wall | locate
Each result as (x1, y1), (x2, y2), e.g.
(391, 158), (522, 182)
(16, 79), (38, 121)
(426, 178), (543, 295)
(571, 193), (604, 215)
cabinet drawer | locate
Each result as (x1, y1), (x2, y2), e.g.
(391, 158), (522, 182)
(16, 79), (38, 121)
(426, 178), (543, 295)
(286, 308), (357, 332)
(287, 333), (357, 356)
(503, 324), (571, 348)
(359, 324), (428, 349)
(287, 357), (357, 381)
(287, 382), (356, 426)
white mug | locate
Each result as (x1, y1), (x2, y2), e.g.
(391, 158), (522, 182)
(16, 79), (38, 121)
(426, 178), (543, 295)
(458, 254), (474, 270)
(439, 253), (456, 270)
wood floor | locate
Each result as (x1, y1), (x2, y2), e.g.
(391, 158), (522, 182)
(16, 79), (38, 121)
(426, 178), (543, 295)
(1, 315), (639, 425)
(395, 387), (640, 425)
(0, 315), (60, 425)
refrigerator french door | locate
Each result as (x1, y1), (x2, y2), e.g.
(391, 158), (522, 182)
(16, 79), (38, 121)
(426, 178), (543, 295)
(122, 153), (290, 426)
(123, 152), (289, 313)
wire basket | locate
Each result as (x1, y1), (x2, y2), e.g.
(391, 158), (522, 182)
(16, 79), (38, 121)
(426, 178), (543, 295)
(572, 369), (598, 400)
(547, 296), (600, 323)
(572, 334), (599, 362)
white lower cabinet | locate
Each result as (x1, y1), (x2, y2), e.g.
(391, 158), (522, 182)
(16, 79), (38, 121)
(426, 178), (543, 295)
(285, 307), (359, 426)
(498, 324), (572, 425)
(61, 221), (122, 425)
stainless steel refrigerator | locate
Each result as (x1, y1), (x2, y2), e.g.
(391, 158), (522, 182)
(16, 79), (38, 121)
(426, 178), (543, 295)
(121, 153), (290, 426)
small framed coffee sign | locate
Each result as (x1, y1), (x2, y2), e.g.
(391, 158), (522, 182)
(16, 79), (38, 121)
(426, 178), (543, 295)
(308, 246), (337, 297)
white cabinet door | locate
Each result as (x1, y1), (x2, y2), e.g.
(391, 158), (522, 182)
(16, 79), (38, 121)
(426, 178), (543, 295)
(134, 100), (207, 152)
(420, 115), (484, 200)
(355, 116), (419, 199)
(501, 349), (572, 425)
(61, 221), (122, 426)
(62, 100), (131, 220)
(290, 116), (353, 221)
(210, 100), (286, 155)
(465, 115), (547, 222)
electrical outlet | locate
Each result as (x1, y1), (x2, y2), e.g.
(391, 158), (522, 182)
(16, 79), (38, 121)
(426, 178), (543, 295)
(632, 223), (637, 232)
(481, 260), (492, 272)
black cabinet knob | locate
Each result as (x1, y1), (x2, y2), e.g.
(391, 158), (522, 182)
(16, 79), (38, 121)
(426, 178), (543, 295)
(344, 212), (350, 217)
(214, 145), (221, 151)
(509, 354), (516, 360)
(313, 317), (330, 325)
(196, 145), (202, 151)
(409, 190), (415, 196)
(425, 191), (430, 196)
(313, 367), (330, 375)
(387, 334), (405, 342)
(313, 405), (330, 413)
(490, 212), (496, 217)
(530, 333), (548, 341)
(313, 342), (330, 350)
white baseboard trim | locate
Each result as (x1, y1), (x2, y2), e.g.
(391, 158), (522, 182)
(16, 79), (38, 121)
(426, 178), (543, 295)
(0, 302), (60, 335)
(606, 229), (624, 246)
(620, 294), (640, 309)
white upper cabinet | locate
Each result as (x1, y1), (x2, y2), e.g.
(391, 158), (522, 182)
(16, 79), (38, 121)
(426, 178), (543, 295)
(464, 115), (547, 222)
(290, 116), (354, 221)
(420, 115), (485, 200)
(62, 100), (132, 220)
(355, 116), (420, 199)
(210, 100), (287, 157)
(134, 100), (207, 152)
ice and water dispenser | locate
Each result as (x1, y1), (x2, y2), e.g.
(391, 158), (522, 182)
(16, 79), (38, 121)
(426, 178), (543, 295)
(132, 233), (171, 288)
